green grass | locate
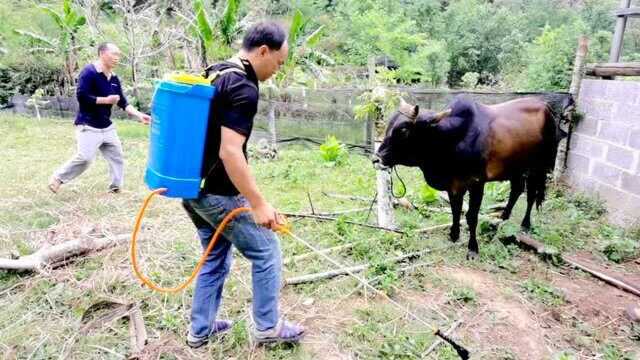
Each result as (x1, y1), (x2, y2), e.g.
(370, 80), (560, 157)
(1, 114), (638, 359)
(521, 278), (565, 306)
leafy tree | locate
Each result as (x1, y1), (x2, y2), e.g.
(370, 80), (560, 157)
(516, 21), (587, 91)
(14, 0), (86, 93)
(440, 0), (522, 86)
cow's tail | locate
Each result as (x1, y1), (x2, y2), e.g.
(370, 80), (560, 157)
(531, 105), (568, 209)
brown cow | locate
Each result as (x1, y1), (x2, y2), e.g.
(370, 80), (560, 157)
(373, 96), (570, 259)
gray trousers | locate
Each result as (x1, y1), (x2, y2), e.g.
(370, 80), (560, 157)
(52, 124), (124, 188)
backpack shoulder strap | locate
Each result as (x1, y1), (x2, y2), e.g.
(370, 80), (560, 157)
(203, 57), (247, 83)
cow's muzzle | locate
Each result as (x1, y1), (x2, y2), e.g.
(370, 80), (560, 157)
(371, 154), (390, 171)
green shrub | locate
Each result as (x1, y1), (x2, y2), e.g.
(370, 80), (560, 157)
(319, 135), (348, 165)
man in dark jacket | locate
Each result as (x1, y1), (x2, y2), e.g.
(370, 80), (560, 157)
(183, 22), (305, 348)
(48, 42), (150, 194)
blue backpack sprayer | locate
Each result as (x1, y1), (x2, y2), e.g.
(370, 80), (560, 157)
(129, 68), (470, 359)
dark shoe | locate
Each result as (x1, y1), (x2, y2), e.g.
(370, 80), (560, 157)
(252, 319), (304, 346)
(108, 185), (121, 193)
(186, 320), (233, 348)
(48, 177), (62, 194)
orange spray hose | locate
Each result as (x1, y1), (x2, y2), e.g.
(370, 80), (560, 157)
(130, 190), (469, 358)
(130, 188), (289, 293)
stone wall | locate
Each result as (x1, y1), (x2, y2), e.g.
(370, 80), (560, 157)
(565, 79), (640, 227)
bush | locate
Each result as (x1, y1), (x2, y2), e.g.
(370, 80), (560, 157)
(0, 58), (64, 105)
(319, 135), (348, 165)
(513, 21), (587, 91)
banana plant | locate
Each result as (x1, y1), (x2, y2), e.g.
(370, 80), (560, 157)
(192, 0), (241, 68)
(263, 9), (327, 154)
(274, 9), (327, 89)
(14, 0), (86, 92)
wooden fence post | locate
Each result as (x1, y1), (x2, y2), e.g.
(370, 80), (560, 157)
(609, 0), (632, 63)
(554, 36), (589, 182)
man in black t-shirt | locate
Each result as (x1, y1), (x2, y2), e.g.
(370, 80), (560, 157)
(183, 22), (305, 348)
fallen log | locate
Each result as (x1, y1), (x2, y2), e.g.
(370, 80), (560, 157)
(0, 234), (129, 272)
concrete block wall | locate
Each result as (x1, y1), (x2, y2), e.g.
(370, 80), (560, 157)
(565, 79), (640, 227)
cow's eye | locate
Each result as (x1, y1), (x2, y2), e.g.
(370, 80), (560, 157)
(398, 128), (409, 138)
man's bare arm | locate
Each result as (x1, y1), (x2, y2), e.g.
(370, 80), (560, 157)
(219, 126), (282, 229)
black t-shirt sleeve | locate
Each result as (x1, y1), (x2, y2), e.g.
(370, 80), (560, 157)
(219, 81), (258, 136)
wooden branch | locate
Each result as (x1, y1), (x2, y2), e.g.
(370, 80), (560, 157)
(284, 249), (430, 285)
(417, 223), (452, 234)
(511, 234), (640, 298)
(417, 214), (502, 234)
(423, 319), (464, 357)
(307, 190), (316, 215)
(283, 243), (355, 265)
(128, 306), (148, 358)
(280, 212), (405, 234)
(562, 255), (640, 298)
(586, 62), (640, 77)
(0, 234), (129, 272)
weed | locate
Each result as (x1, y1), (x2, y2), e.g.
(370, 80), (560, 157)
(319, 135), (348, 165)
(553, 351), (577, 360)
(419, 183), (438, 204)
(602, 237), (639, 263)
(600, 343), (634, 360)
(480, 240), (520, 272)
(567, 192), (607, 220)
(522, 279), (565, 306)
(485, 181), (510, 202)
(448, 286), (477, 305)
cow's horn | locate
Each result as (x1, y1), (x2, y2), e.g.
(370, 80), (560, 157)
(399, 98), (419, 122)
(432, 109), (451, 123)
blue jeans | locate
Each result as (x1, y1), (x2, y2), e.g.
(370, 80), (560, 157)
(182, 194), (282, 338)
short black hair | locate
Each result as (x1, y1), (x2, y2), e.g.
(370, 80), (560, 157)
(242, 22), (287, 51)
(97, 42), (115, 56)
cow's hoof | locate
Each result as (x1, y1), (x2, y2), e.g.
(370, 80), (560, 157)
(521, 222), (531, 231)
(466, 250), (479, 261)
(449, 229), (460, 243)
(501, 211), (511, 220)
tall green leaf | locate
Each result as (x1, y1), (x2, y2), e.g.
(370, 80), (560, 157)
(63, 0), (71, 16)
(40, 7), (64, 30)
(193, 0), (213, 43)
(304, 25), (324, 48)
(219, 0), (240, 46)
(287, 9), (305, 59)
(13, 30), (56, 48)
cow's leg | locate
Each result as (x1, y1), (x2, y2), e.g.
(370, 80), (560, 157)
(502, 176), (525, 220)
(522, 176), (537, 230)
(466, 182), (484, 260)
(448, 190), (465, 243)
